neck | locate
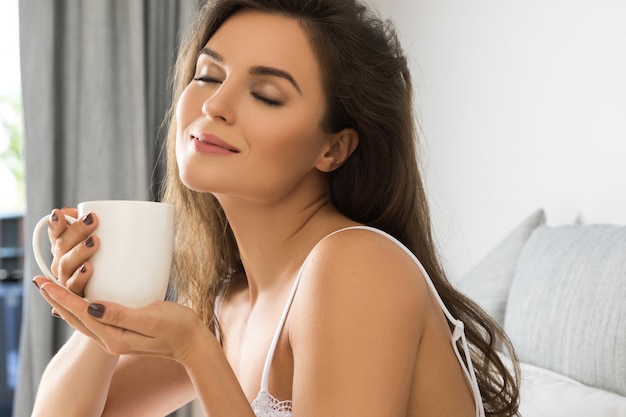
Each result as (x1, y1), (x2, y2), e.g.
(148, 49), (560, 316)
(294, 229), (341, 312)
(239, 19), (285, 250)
(215, 190), (344, 300)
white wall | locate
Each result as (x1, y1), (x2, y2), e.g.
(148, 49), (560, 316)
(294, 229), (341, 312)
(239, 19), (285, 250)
(373, 0), (626, 280)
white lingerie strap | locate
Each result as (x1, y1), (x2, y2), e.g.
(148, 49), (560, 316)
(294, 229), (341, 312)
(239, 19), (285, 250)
(258, 226), (484, 416)
(259, 246), (311, 391)
(259, 227), (358, 390)
(349, 226), (486, 417)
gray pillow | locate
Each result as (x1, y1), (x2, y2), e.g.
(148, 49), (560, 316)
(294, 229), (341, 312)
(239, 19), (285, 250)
(457, 209), (546, 326)
(504, 224), (626, 396)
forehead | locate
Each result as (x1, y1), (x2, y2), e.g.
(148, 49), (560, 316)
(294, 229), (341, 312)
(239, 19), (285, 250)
(204, 10), (322, 90)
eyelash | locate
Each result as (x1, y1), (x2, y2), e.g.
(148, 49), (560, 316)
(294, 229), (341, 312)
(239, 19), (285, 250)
(252, 93), (283, 107)
(192, 77), (284, 107)
(193, 76), (220, 84)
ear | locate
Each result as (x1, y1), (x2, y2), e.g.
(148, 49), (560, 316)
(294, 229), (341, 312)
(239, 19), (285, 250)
(315, 128), (359, 173)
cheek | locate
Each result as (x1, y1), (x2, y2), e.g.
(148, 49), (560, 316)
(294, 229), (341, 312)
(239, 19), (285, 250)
(175, 87), (194, 136)
(250, 121), (326, 182)
(278, 119), (326, 160)
(174, 88), (199, 189)
(175, 138), (192, 189)
(174, 97), (188, 167)
(175, 144), (206, 193)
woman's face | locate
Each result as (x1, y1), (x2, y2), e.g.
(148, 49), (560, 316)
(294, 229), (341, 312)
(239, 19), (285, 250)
(175, 10), (332, 204)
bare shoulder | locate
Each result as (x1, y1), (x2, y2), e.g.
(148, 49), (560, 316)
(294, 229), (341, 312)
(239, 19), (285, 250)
(287, 227), (432, 415)
(290, 226), (430, 339)
(300, 229), (427, 305)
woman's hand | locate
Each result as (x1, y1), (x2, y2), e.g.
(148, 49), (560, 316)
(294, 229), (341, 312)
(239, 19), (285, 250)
(48, 207), (100, 296)
(33, 276), (207, 364)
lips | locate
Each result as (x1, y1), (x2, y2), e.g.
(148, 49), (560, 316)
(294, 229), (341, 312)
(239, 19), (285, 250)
(190, 132), (240, 153)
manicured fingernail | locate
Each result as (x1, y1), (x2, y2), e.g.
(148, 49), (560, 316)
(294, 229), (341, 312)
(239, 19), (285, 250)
(50, 210), (59, 222)
(32, 278), (40, 289)
(51, 309), (61, 318)
(79, 264), (87, 273)
(88, 303), (105, 318)
(82, 213), (94, 225)
(85, 237), (94, 248)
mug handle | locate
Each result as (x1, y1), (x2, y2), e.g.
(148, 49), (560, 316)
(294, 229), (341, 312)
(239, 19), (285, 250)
(32, 213), (78, 281)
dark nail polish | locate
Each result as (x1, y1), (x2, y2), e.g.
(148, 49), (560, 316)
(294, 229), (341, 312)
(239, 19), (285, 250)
(85, 237), (94, 248)
(32, 278), (40, 289)
(82, 213), (94, 225)
(88, 303), (105, 318)
(50, 211), (59, 222)
(79, 264), (87, 273)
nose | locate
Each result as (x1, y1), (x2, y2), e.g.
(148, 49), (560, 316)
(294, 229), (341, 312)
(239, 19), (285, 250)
(201, 82), (236, 124)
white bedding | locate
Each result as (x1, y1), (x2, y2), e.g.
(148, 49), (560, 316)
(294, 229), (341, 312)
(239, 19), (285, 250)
(518, 361), (626, 417)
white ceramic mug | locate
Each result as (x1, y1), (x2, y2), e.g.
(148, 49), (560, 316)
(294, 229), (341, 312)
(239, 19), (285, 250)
(32, 200), (175, 308)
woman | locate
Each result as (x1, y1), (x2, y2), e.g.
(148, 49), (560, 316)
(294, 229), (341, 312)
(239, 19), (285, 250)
(31, 0), (520, 416)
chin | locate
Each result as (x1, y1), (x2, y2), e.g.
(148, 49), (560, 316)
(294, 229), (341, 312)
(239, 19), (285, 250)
(177, 168), (209, 193)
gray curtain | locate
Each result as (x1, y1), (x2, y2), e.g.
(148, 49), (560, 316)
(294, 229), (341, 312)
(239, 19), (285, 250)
(15, 1), (200, 416)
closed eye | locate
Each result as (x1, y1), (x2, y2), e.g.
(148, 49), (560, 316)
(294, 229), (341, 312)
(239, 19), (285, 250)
(252, 92), (283, 107)
(193, 76), (222, 84)
(192, 74), (283, 107)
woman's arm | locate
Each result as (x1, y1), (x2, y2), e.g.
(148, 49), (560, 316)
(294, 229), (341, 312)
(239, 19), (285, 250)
(103, 354), (196, 416)
(84, 297), (256, 417)
(31, 279), (198, 417)
(31, 209), (204, 416)
(31, 332), (120, 417)
(33, 276), (255, 417)
(289, 229), (426, 417)
(178, 324), (257, 417)
(32, 332), (196, 417)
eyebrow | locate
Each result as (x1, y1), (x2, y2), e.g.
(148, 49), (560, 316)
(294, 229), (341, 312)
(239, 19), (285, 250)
(198, 48), (302, 95)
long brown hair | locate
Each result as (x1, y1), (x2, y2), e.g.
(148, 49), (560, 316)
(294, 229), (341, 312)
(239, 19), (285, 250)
(162, 0), (520, 415)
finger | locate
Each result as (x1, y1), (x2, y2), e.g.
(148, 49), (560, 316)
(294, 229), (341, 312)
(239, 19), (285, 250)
(56, 235), (100, 286)
(50, 211), (99, 274)
(39, 281), (153, 355)
(60, 207), (78, 218)
(85, 301), (205, 360)
(47, 207), (80, 248)
(86, 302), (155, 337)
(50, 210), (98, 254)
(87, 302), (155, 355)
(32, 276), (56, 291)
(35, 278), (100, 340)
(39, 279), (90, 312)
(46, 208), (76, 243)
(65, 263), (92, 296)
(48, 303), (101, 344)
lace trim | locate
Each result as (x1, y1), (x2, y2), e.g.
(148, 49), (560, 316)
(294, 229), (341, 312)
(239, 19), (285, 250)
(252, 390), (293, 417)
